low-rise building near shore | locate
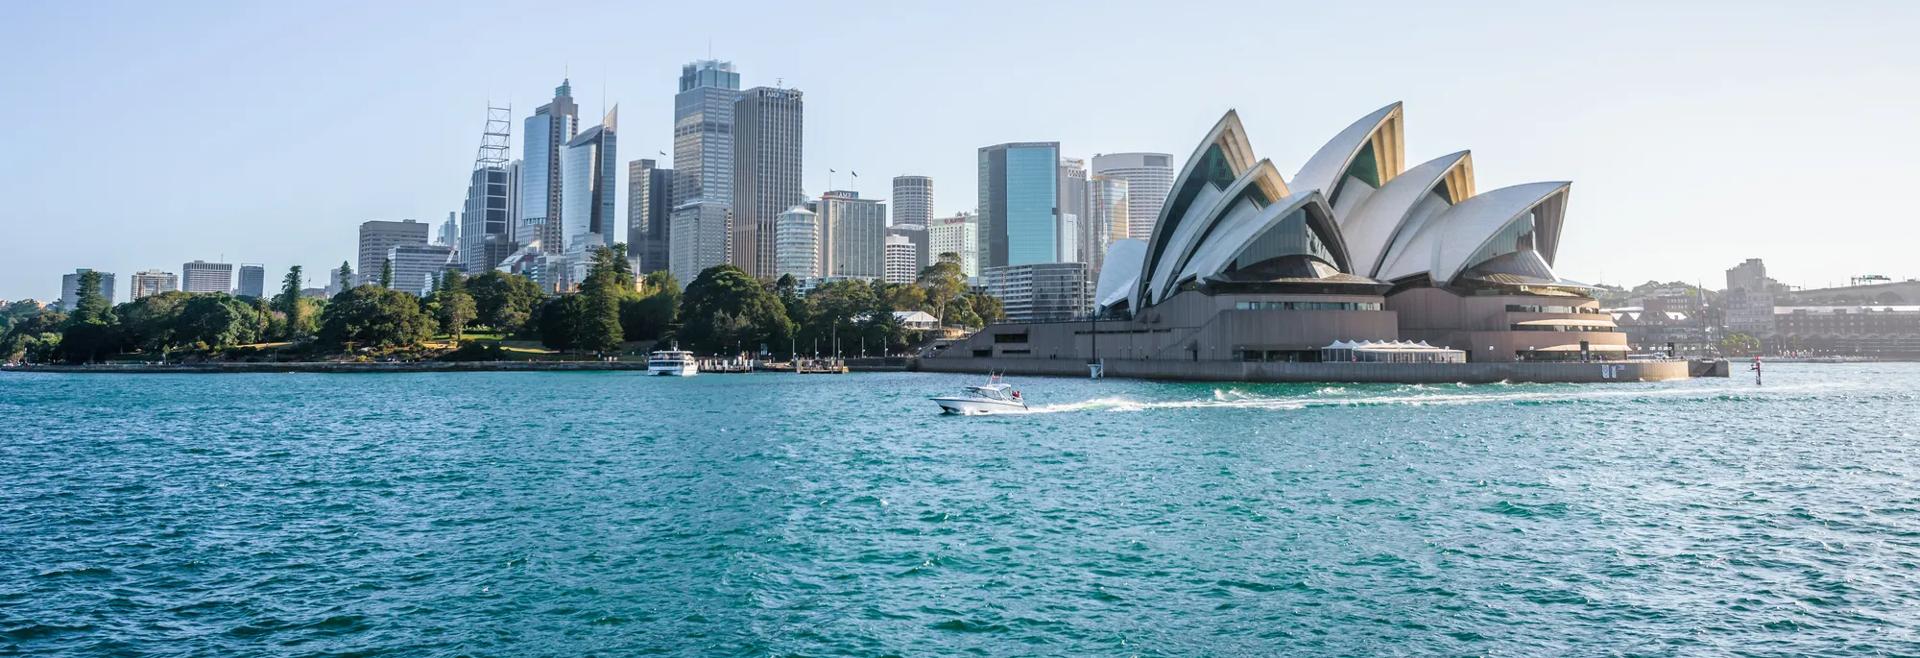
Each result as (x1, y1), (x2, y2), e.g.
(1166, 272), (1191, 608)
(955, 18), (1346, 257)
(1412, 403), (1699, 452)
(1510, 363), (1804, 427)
(939, 102), (1639, 376)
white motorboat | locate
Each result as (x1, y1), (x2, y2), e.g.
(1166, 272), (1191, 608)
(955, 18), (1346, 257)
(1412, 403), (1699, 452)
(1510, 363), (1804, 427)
(647, 348), (698, 376)
(932, 377), (1028, 415)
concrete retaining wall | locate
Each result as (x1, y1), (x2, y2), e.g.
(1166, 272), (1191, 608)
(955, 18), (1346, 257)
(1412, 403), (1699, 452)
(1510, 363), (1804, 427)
(917, 356), (1693, 383)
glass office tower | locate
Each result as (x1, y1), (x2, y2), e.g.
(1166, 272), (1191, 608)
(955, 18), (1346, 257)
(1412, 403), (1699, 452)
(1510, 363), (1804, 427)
(978, 142), (1062, 270)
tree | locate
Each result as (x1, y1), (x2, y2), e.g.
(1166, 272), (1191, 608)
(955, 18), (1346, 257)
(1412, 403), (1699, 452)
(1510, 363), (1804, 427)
(1718, 332), (1761, 357)
(318, 285), (436, 349)
(67, 270), (113, 325)
(174, 294), (266, 350)
(274, 266), (311, 340)
(432, 270), (477, 341)
(677, 264), (791, 355)
(55, 270), (119, 363)
(966, 292), (1005, 326)
(799, 279), (877, 356)
(337, 261), (354, 290)
(621, 271), (680, 342)
(378, 258), (394, 289)
(0, 308), (65, 363)
(576, 247), (627, 353)
(469, 271), (544, 335)
(117, 291), (191, 355)
(918, 253), (969, 325)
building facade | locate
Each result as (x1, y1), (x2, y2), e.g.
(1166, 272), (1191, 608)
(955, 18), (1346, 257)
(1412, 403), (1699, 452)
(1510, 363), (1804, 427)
(59, 269), (115, 310)
(672, 60), (741, 271)
(518, 79), (579, 250)
(627, 159), (675, 274)
(181, 260), (234, 294)
(819, 190), (887, 279)
(984, 262), (1089, 322)
(774, 206), (820, 279)
(731, 86), (805, 278)
(357, 220), (430, 286)
(884, 234), (917, 284)
(460, 105), (518, 273)
(1090, 152), (1175, 242)
(388, 244), (455, 296)
(978, 142), (1061, 272)
(1724, 258), (1776, 336)
(236, 264), (265, 298)
(891, 175), (933, 228)
(1058, 157), (1088, 264)
(130, 270), (177, 299)
(560, 107), (618, 252)
(1773, 305), (1920, 356)
(669, 203), (730, 285)
(1084, 175), (1131, 286)
(928, 212), (980, 279)
(885, 224), (929, 281)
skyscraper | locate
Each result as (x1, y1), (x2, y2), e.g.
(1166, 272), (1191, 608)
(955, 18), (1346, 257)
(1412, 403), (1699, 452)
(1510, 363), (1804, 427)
(1058, 157), (1088, 262)
(236, 264), (265, 298)
(181, 260), (233, 294)
(731, 86), (804, 278)
(130, 270), (178, 299)
(884, 234), (918, 284)
(928, 212), (979, 280)
(1090, 152), (1175, 241)
(628, 159), (675, 273)
(439, 211), (458, 247)
(885, 224), (929, 279)
(388, 244), (456, 296)
(1084, 175), (1131, 283)
(357, 220), (429, 286)
(669, 60), (742, 283)
(891, 175), (933, 228)
(560, 107), (618, 252)
(519, 80), (580, 250)
(978, 142), (1061, 271)
(59, 269), (115, 310)
(819, 190), (887, 279)
(460, 105), (518, 273)
(775, 205), (820, 279)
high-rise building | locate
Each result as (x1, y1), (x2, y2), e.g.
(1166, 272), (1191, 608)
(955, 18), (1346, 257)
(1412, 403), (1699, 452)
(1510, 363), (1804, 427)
(439, 210), (458, 247)
(628, 159), (675, 274)
(984, 262), (1089, 322)
(884, 234), (918, 284)
(1083, 175), (1131, 284)
(819, 190), (887, 279)
(1090, 152), (1175, 241)
(236, 264), (266, 299)
(671, 60), (741, 276)
(775, 205), (820, 279)
(357, 220), (430, 286)
(928, 212), (980, 280)
(388, 244), (456, 296)
(181, 260), (234, 294)
(891, 175), (933, 228)
(669, 204), (730, 285)
(977, 142), (1061, 272)
(731, 86), (805, 278)
(1058, 157), (1088, 263)
(519, 80), (580, 250)
(59, 269), (115, 310)
(1725, 258), (1776, 336)
(885, 224), (929, 280)
(130, 270), (178, 300)
(561, 107), (618, 252)
(460, 106), (518, 273)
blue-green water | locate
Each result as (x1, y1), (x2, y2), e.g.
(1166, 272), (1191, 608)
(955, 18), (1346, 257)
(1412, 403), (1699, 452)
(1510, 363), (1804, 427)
(4, 365), (1919, 656)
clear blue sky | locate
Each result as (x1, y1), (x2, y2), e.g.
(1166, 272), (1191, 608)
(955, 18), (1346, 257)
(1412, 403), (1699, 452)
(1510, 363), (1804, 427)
(3, 0), (1917, 301)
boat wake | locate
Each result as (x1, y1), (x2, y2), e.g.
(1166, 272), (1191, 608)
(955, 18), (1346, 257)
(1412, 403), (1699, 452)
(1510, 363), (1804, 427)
(1016, 381), (1852, 416)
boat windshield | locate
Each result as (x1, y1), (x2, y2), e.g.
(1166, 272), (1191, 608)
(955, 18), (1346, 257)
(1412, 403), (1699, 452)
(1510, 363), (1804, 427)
(965, 384), (1014, 401)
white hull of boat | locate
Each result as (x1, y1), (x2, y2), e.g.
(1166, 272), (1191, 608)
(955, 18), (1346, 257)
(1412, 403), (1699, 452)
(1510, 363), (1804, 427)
(931, 397), (1027, 415)
(649, 365), (697, 377)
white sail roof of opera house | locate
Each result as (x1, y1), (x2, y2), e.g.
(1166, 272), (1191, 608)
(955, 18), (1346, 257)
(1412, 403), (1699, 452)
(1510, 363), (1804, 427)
(1096, 102), (1584, 314)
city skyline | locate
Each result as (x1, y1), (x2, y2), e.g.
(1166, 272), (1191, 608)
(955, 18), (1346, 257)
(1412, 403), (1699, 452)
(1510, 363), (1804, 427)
(5, 1), (1920, 300)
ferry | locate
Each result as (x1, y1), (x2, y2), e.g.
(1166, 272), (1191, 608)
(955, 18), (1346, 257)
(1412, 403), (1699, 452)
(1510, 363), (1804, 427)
(647, 348), (698, 377)
(932, 375), (1028, 415)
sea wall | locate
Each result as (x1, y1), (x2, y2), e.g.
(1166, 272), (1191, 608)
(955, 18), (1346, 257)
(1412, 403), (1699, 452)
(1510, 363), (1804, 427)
(917, 356), (1694, 383)
(6, 361), (652, 374)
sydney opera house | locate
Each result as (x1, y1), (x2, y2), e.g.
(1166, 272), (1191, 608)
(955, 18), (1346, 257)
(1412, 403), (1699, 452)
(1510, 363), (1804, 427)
(932, 103), (1662, 380)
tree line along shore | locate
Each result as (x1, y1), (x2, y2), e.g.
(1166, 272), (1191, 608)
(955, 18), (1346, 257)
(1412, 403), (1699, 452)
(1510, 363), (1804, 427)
(0, 244), (1004, 366)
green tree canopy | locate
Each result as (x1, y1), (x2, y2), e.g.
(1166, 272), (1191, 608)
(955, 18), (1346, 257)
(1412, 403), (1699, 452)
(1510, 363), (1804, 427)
(319, 285), (436, 349)
(918, 253), (971, 326)
(621, 270), (680, 342)
(337, 261), (354, 290)
(431, 270), (477, 341)
(378, 258), (394, 289)
(468, 271), (544, 335)
(677, 264), (790, 355)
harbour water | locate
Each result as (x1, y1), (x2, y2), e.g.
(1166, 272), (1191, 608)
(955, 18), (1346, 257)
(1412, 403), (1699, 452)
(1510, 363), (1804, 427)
(3, 364), (1918, 655)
